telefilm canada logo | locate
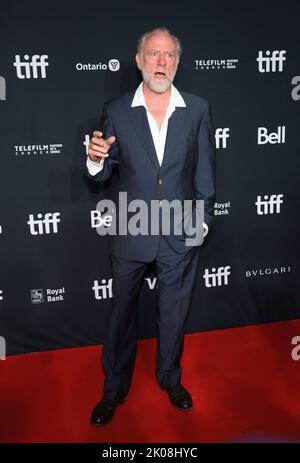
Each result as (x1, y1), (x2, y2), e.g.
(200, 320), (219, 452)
(14, 143), (63, 156)
(195, 58), (238, 71)
(76, 59), (120, 72)
(30, 287), (66, 304)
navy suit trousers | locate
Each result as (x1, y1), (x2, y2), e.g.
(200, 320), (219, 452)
(102, 235), (200, 401)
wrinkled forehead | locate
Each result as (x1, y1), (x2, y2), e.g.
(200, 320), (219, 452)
(143, 32), (177, 52)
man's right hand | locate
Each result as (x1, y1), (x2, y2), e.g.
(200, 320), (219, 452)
(88, 130), (116, 164)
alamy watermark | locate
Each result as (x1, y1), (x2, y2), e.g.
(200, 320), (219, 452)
(0, 336), (6, 360)
(0, 76), (6, 100)
(95, 192), (205, 246)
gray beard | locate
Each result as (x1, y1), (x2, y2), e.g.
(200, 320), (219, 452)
(141, 69), (175, 94)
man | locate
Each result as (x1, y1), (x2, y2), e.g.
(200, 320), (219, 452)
(86, 27), (216, 426)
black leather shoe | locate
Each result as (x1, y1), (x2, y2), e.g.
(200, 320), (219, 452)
(163, 384), (193, 410)
(90, 397), (126, 426)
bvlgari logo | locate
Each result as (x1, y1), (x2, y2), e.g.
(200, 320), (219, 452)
(245, 266), (291, 278)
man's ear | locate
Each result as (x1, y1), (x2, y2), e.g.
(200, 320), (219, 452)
(135, 53), (142, 70)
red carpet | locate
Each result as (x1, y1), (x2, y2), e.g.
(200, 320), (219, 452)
(1, 319), (300, 443)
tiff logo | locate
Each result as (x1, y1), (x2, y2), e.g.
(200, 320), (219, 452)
(27, 212), (61, 235)
(291, 76), (300, 101)
(258, 126), (285, 144)
(257, 50), (286, 73)
(255, 194), (283, 215)
(203, 266), (231, 287)
(0, 76), (6, 100)
(14, 55), (49, 79)
(215, 128), (230, 149)
(0, 336), (6, 360)
(92, 279), (113, 300)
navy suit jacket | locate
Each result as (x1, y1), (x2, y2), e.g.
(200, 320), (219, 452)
(87, 89), (216, 261)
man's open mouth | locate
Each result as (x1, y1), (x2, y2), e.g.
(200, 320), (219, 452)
(155, 71), (166, 77)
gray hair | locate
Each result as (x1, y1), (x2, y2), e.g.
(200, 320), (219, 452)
(137, 27), (182, 59)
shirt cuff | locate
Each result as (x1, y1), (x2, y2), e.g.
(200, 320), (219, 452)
(86, 156), (105, 176)
(203, 222), (208, 238)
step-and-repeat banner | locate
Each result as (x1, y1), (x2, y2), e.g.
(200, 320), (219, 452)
(0, 1), (299, 355)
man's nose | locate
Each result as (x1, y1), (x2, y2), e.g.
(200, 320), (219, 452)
(157, 52), (166, 65)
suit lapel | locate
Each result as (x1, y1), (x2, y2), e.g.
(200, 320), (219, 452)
(160, 107), (187, 174)
(127, 89), (188, 172)
(128, 105), (160, 170)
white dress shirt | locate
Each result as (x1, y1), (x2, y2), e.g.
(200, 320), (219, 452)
(87, 82), (208, 236)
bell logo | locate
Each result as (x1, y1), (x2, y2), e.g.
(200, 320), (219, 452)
(90, 210), (113, 229)
(108, 59), (120, 72)
(257, 126), (285, 144)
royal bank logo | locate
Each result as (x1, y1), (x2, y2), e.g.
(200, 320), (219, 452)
(214, 201), (231, 216)
(31, 287), (65, 304)
(255, 194), (283, 215)
(257, 126), (285, 144)
(14, 54), (49, 79)
(27, 212), (61, 235)
(257, 50), (286, 73)
(31, 289), (44, 304)
(291, 76), (300, 101)
(215, 128), (230, 149)
(14, 143), (63, 156)
(76, 58), (120, 72)
(0, 76), (6, 100)
(246, 266), (291, 278)
(195, 58), (238, 71)
(203, 266), (231, 287)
